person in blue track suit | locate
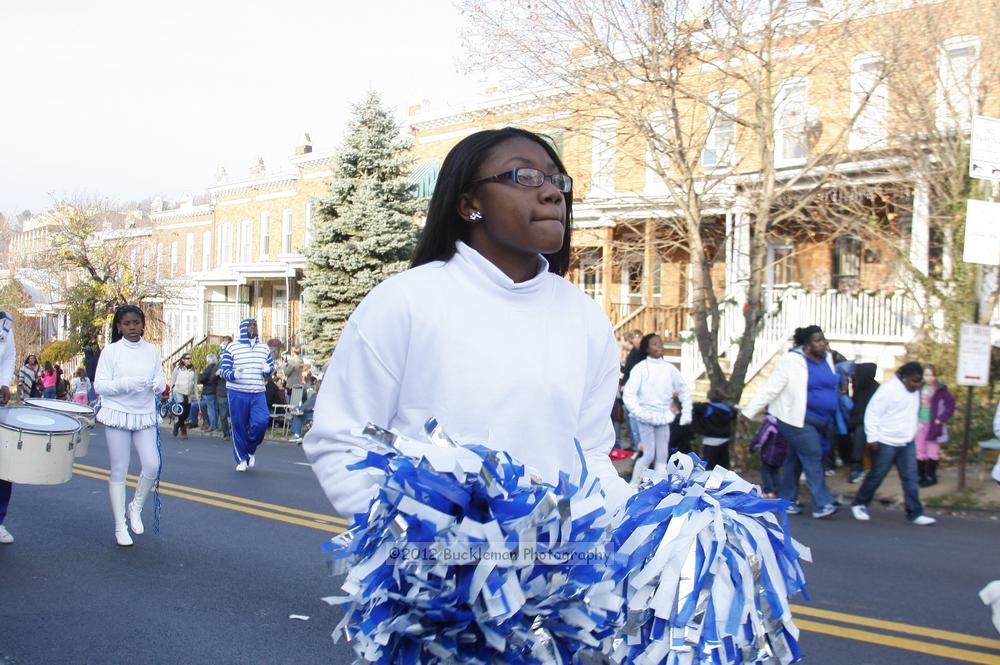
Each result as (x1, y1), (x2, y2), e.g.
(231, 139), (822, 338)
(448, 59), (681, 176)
(219, 318), (274, 472)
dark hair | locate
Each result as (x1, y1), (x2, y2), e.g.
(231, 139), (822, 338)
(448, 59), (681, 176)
(410, 127), (573, 275)
(24, 354), (36, 365)
(110, 304), (146, 343)
(793, 325), (823, 347)
(43, 361), (53, 373)
(897, 361), (924, 380)
(636, 333), (661, 361)
(706, 388), (726, 403)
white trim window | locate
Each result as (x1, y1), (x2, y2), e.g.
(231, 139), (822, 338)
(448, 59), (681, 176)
(577, 253), (603, 301)
(644, 112), (671, 194)
(936, 36), (980, 132)
(219, 223), (232, 265)
(202, 231), (212, 272)
(282, 208), (293, 254)
(239, 219), (252, 263)
(849, 53), (888, 151)
(260, 211), (270, 259)
(590, 119), (617, 196)
(774, 78), (808, 167)
(304, 200), (313, 246)
(703, 89), (737, 168)
(184, 233), (194, 274)
(169, 241), (179, 278)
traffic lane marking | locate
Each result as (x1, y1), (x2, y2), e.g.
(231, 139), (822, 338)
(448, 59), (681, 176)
(796, 618), (1000, 664)
(73, 462), (349, 525)
(72, 468), (347, 534)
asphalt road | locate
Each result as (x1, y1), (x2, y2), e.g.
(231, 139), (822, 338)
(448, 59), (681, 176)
(1, 428), (998, 664)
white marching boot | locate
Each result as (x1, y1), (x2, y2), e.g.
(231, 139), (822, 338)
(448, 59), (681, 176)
(108, 482), (133, 547)
(128, 475), (157, 535)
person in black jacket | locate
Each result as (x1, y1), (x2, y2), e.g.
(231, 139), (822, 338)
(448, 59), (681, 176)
(848, 363), (879, 483)
(199, 353), (220, 432)
(693, 389), (738, 470)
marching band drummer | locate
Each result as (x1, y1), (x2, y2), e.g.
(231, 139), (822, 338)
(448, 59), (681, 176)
(0, 311), (17, 544)
(94, 304), (166, 547)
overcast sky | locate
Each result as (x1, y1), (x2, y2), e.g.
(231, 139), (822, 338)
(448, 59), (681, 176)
(0, 0), (479, 216)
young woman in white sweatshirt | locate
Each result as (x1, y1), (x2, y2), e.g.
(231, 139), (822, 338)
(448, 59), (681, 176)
(622, 333), (692, 486)
(94, 305), (166, 546)
(303, 127), (632, 519)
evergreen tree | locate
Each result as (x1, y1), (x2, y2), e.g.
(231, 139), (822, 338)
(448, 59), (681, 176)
(300, 92), (420, 364)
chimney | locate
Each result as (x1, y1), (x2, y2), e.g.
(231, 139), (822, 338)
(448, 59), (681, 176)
(295, 132), (313, 155)
(250, 157), (266, 177)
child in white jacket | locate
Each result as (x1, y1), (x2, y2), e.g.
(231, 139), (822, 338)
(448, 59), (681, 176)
(623, 333), (692, 486)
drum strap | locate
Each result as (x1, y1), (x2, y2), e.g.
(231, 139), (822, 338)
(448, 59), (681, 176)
(153, 397), (163, 534)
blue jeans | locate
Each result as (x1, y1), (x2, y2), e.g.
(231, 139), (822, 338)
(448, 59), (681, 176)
(290, 412), (313, 436)
(627, 413), (641, 447)
(776, 417), (834, 508)
(42, 387), (56, 399)
(760, 462), (782, 495)
(853, 440), (924, 520)
(202, 393), (218, 430)
(0, 480), (10, 524)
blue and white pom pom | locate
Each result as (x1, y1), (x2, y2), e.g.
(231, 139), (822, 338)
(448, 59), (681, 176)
(609, 453), (810, 665)
(322, 419), (624, 664)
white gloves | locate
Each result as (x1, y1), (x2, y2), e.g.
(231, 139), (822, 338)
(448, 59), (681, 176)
(127, 376), (151, 393)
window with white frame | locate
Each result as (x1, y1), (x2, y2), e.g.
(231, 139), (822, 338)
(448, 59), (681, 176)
(703, 89), (737, 167)
(202, 231), (212, 272)
(282, 208), (293, 253)
(849, 54), (888, 150)
(591, 120), (617, 195)
(169, 241), (179, 278)
(766, 238), (798, 288)
(239, 219), (252, 262)
(775, 79), (808, 166)
(645, 112), (670, 193)
(260, 211), (270, 259)
(304, 200), (313, 246)
(937, 36), (980, 132)
(219, 223), (232, 265)
(185, 233), (194, 274)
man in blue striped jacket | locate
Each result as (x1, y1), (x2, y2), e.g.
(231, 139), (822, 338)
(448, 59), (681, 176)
(220, 318), (275, 472)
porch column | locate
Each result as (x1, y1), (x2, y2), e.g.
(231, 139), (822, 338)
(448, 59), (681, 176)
(726, 203), (751, 304)
(643, 218), (655, 306)
(909, 175), (929, 276)
(601, 225), (614, 316)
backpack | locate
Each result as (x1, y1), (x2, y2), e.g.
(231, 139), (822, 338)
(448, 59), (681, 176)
(750, 415), (788, 468)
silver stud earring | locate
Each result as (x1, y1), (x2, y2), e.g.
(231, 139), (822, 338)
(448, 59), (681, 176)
(469, 210), (483, 222)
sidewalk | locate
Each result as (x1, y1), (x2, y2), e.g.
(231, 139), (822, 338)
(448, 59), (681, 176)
(611, 454), (1000, 511)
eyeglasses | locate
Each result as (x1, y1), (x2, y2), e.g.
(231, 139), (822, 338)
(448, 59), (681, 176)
(469, 167), (573, 193)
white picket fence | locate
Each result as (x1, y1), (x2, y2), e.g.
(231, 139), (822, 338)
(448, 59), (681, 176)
(680, 287), (911, 384)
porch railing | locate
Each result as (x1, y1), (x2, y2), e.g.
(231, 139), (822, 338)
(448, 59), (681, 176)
(612, 302), (690, 343)
(680, 287), (912, 384)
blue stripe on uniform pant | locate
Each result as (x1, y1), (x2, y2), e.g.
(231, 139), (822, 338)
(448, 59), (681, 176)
(228, 391), (270, 463)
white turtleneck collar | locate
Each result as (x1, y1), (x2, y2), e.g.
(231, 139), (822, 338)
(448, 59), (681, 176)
(119, 337), (144, 349)
(453, 241), (549, 295)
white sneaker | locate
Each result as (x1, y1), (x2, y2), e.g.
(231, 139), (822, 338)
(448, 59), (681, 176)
(0, 525), (13, 544)
(911, 514), (936, 526)
(248, 454), (256, 469)
(236, 461), (248, 472)
(851, 505), (870, 521)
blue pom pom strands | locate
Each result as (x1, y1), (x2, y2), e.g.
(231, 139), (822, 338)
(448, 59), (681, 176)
(322, 419), (624, 664)
(609, 453), (811, 665)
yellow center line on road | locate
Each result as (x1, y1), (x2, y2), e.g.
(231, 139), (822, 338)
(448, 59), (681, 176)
(72, 467), (347, 534)
(792, 604), (1000, 651)
(73, 462), (349, 526)
(796, 618), (1000, 664)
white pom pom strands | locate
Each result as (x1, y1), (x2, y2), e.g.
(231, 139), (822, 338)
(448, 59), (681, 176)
(609, 453), (811, 665)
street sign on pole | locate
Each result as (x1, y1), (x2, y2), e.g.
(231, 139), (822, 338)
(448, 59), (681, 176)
(970, 115), (1000, 182)
(963, 199), (1000, 266)
(956, 322), (991, 387)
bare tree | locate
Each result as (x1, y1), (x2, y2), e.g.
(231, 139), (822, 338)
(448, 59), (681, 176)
(460, 0), (896, 399)
(27, 198), (171, 350)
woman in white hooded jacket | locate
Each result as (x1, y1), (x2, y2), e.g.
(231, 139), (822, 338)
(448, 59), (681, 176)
(623, 333), (692, 486)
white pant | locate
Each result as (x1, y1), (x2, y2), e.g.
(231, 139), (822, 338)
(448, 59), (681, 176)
(631, 422), (671, 485)
(105, 427), (160, 483)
